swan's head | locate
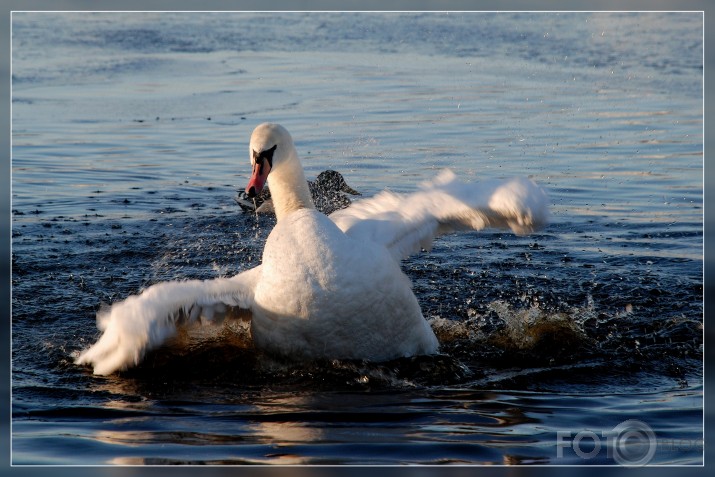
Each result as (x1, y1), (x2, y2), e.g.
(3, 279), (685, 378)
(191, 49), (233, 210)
(246, 123), (294, 198)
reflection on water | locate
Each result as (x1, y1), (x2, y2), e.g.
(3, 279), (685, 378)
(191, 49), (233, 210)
(78, 387), (553, 465)
(35, 380), (701, 465)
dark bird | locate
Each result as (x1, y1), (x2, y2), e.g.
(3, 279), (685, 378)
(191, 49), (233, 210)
(236, 169), (361, 215)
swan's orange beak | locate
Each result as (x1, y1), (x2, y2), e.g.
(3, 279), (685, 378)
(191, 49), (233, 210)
(246, 161), (271, 198)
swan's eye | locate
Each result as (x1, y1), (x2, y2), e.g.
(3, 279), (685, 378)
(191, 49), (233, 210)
(252, 145), (278, 174)
(252, 145), (277, 167)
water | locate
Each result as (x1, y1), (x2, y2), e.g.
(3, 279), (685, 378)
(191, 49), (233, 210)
(11, 12), (703, 465)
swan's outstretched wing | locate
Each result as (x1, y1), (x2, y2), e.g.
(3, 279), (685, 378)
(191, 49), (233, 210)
(75, 266), (261, 375)
(330, 170), (548, 261)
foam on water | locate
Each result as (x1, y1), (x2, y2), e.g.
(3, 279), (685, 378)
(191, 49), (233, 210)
(431, 300), (590, 353)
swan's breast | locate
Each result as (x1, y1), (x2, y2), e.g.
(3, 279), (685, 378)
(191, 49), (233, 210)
(251, 208), (435, 360)
(254, 209), (355, 316)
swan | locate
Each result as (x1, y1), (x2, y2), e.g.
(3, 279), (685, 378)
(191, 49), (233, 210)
(76, 123), (549, 375)
(235, 169), (361, 215)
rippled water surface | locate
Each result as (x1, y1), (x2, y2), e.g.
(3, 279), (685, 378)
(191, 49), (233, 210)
(11, 12), (703, 465)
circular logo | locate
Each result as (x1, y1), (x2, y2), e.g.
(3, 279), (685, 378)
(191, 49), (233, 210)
(609, 419), (657, 466)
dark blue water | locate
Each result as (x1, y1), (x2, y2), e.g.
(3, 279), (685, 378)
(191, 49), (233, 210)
(11, 12), (702, 465)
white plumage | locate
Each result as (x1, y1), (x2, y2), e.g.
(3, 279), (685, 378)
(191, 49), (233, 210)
(76, 123), (548, 375)
(332, 170), (548, 261)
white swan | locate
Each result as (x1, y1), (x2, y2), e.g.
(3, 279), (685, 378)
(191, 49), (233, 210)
(76, 123), (549, 375)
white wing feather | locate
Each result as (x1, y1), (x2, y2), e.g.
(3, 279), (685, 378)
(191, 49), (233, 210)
(330, 170), (548, 261)
(75, 266), (261, 375)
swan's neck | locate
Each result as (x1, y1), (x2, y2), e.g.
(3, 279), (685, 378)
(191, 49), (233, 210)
(268, 149), (315, 222)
